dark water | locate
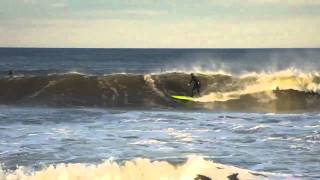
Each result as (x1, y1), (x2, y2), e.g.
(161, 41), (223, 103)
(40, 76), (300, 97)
(0, 48), (319, 75)
(0, 48), (320, 179)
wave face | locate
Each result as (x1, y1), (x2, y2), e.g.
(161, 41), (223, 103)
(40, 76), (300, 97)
(0, 156), (285, 180)
(1, 69), (320, 112)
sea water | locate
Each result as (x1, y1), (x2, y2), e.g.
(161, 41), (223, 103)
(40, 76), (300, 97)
(0, 48), (320, 179)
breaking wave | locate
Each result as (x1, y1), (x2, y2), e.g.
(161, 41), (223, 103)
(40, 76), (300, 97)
(0, 156), (287, 180)
(1, 69), (320, 112)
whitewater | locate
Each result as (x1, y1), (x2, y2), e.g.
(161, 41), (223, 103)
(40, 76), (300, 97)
(0, 48), (319, 179)
(1, 69), (320, 112)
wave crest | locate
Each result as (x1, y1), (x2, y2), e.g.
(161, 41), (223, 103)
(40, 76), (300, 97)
(1, 69), (320, 112)
(0, 156), (275, 180)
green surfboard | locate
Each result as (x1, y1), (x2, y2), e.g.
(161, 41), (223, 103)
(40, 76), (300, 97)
(171, 95), (195, 102)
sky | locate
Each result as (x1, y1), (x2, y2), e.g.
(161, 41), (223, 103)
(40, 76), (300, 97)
(0, 0), (319, 48)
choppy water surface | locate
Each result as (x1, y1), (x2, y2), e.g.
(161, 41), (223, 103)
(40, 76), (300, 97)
(0, 107), (319, 179)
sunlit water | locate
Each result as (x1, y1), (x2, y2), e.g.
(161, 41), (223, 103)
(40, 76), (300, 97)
(0, 107), (319, 179)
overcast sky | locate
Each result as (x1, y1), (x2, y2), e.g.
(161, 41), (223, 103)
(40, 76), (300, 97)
(0, 0), (319, 48)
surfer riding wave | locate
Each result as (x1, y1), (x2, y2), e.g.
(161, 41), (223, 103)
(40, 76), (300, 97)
(189, 73), (201, 97)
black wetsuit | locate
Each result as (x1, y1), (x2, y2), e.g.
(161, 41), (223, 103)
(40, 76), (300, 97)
(190, 75), (201, 97)
(8, 70), (13, 78)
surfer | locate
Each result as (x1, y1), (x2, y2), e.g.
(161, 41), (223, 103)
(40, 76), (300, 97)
(8, 70), (14, 78)
(189, 73), (201, 97)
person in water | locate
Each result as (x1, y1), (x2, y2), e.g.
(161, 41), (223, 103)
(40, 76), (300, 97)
(189, 73), (201, 97)
(8, 70), (14, 78)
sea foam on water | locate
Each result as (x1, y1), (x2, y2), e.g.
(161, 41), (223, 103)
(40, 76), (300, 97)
(0, 156), (264, 180)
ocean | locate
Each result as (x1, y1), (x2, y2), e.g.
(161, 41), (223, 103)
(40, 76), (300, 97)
(0, 48), (320, 179)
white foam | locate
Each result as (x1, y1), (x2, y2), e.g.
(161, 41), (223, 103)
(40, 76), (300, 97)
(129, 139), (166, 145)
(0, 156), (272, 180)
(248, 125), (268, 131)
(304, 125), (320, 128)
(196, 68), (320, 102)
(166, 128), (194, 142)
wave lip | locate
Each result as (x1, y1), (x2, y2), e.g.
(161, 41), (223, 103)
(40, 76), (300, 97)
(0, 69), (320, 112)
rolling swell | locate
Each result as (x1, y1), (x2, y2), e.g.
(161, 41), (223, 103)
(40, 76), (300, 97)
(0, 72), (237, 108)
(1, 71), (320, 112)
(0, 74), (167, 107)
